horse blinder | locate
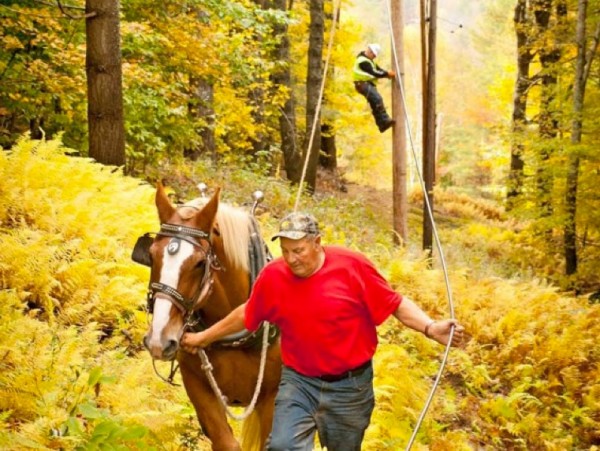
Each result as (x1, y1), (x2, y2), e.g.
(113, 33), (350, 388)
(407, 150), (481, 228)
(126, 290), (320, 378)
(132, 234), (154, 267)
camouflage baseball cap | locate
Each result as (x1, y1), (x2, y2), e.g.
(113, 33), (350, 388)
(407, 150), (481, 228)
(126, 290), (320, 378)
(271, 212), (320, 241)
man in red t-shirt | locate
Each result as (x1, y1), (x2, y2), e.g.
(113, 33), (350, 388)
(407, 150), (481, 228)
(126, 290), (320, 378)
(182, 212), (464, 450)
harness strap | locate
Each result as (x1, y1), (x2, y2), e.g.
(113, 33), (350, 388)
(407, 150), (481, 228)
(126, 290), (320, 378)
(151, 282), (195, 313)
(160, 223), (210, 240)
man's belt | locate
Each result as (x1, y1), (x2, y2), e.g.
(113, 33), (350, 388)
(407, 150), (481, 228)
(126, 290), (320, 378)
(316, 359), (372, 383)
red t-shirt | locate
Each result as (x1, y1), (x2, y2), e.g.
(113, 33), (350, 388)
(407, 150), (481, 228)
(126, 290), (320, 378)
(244, 246), (402, 376)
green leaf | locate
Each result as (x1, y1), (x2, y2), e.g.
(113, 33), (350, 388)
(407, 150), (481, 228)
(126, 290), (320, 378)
(87, 366), (103, 386)
(78, 402), (105, 419)
(118, 424), (148, 441)
(66, 415), (85, 436)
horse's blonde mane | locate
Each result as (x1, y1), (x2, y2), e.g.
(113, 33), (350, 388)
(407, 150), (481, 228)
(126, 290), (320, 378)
(185, 198), (251, 272)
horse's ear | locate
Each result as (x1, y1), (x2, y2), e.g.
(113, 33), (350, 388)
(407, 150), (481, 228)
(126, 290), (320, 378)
(155, 181), (176, 224)
(195, 187), (220, 231)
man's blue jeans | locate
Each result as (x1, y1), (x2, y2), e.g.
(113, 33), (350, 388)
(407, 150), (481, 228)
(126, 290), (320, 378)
(267, 364), (375, 451)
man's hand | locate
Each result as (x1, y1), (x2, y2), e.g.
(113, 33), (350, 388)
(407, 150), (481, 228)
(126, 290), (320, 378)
(388, 70), (396, 79)
(181, 331), (209, 354)
(179, 303), (247, 354)
(428, 319), (465, 347)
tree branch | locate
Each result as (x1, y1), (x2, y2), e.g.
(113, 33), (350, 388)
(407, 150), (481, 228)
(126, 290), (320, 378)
(32, 0), (84, 10)
(56, 0), (96, 19)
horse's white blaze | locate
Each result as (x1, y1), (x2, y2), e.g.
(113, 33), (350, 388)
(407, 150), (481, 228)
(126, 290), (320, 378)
(149, 240), (195, 345)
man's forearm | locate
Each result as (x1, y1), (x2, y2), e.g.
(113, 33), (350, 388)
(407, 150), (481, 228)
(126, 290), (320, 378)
(392, 297), (433, 334)
(204, 303), (247, 345)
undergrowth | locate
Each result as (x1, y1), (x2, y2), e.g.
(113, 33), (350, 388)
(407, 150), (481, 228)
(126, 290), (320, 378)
(0, 136), (598, 449)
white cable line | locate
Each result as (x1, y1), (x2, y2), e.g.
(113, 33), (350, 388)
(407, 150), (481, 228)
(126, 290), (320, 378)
(383, 0), (456, 449)
(288, 0), (455, 446)
(293, 0), (342, 213)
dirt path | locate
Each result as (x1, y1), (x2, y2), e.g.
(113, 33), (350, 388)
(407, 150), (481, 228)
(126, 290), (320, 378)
(342, 182), (394, 223)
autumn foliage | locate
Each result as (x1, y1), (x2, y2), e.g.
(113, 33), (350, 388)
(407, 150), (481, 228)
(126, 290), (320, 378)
(0, 137), (598, 449)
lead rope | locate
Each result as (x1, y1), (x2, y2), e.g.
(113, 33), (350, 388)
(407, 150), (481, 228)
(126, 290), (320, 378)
(383, 1), (456, 449)
(293, 0), (342, 212)
(197, 322), (271, 421)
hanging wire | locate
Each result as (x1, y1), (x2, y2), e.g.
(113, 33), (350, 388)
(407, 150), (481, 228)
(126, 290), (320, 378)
(383, 0), (456, 449)
(293, 0), (342, 213)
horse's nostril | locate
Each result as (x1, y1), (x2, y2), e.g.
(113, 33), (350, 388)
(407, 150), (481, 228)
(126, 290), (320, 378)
(164, 339), (179, 356)
(143, 335), (151, 350)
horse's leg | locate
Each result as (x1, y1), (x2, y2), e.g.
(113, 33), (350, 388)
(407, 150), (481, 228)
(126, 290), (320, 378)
(179, 360), (241, 451)
(255, 391), (278, 448)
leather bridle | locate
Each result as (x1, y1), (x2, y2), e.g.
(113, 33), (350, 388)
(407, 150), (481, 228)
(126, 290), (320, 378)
(146, 223), (221, 325)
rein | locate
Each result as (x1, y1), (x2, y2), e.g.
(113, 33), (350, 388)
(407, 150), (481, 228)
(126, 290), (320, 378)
(152, 358), (180, 386)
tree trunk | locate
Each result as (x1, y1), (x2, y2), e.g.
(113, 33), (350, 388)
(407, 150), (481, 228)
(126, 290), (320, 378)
(272, 0), (301, 182)
(565, 0), (591, 277)
(533, 0), (565, 216)
(319, 123), (336, 169)
(319, 1), (338, 172)
(249, 0), (270, 156)
(507, 0), (532, 208)
(186, 77), (216, 162)
(86, 0), (125, 167)
(29, 117), (44, 140)
(303, 0), (325, 193)
(186, 9), (216, 163)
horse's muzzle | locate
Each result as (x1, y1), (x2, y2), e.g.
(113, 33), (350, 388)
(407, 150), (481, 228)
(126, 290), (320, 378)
(143, 334), (179, 361)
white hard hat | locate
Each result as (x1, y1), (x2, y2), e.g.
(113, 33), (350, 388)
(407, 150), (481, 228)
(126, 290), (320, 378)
(367, 43), (381, 57)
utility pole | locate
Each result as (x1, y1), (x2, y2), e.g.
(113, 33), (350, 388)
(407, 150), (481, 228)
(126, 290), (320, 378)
(421, 0), (436, 257)
(391, 0), (407, 245)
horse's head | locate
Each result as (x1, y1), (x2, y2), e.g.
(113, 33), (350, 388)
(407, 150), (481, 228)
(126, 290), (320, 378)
(143, 182), (221, 361)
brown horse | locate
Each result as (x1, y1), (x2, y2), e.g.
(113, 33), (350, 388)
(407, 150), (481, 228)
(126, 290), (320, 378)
(141, 183), (281, 450)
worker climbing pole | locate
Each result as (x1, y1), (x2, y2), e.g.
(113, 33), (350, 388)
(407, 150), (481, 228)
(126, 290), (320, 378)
(352, 43), (397, 132)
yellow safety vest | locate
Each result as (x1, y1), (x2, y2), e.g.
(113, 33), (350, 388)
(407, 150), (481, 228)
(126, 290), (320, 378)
(353, 55), (377, 83)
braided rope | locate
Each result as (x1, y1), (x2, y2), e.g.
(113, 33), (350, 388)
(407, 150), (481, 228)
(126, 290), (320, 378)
(197, 323), (271, 421)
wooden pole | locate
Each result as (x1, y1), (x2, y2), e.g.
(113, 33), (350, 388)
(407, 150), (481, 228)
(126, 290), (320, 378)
(422, 0), (436, 256)
(391, 0), (408, 245)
